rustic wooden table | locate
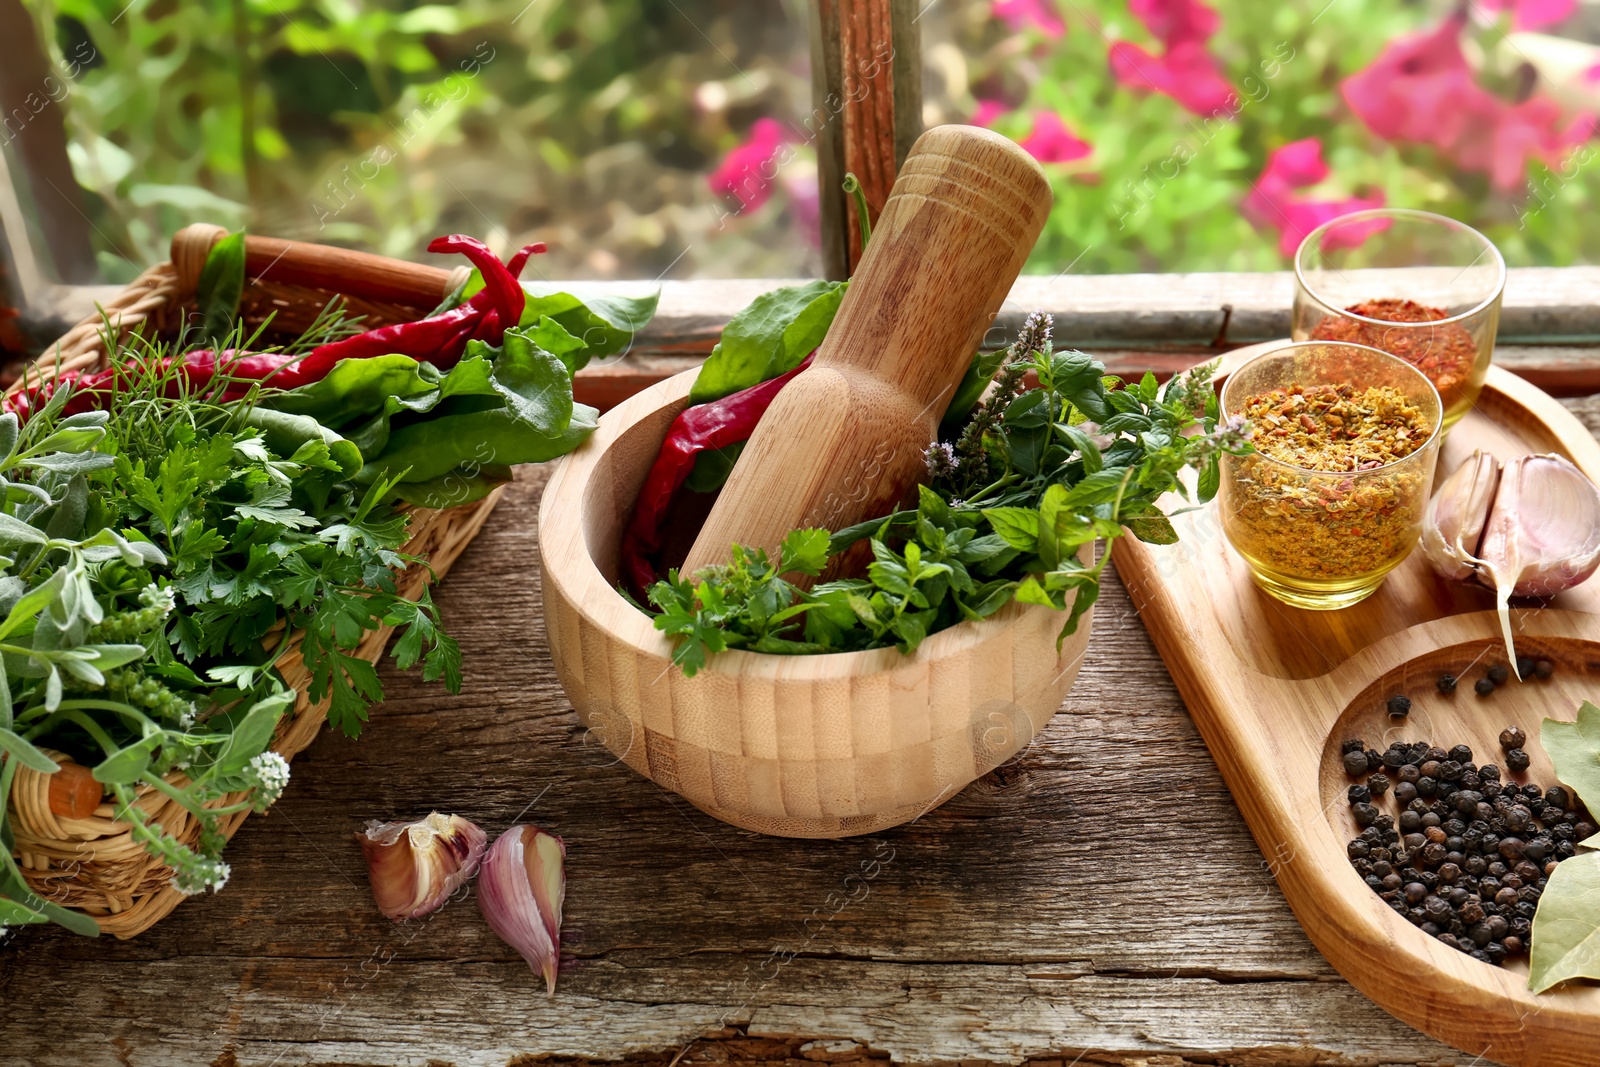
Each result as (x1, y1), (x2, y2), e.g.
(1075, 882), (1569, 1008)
(2, 398), (1596, 1067)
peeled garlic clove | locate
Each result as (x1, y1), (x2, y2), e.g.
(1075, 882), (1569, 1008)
(358, 812), (487, 921)
(1475, 453), (1600, 673)
(1421, 449), (1500, 581)
(478, 824), (566, 995)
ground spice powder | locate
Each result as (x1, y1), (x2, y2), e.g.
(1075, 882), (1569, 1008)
(1224, 383), (1434, 581)
(1308, 298), (1479, 412)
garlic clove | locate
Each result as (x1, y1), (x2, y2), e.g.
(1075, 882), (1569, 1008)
(358, 812), (487, 921)
(1421, 449), (1500, 582)
(1474, 453), (1600, 674)
(478, 824), (567, 995)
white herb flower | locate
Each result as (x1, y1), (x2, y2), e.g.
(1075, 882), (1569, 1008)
(138, 582), (176, 615)
(245, 751), (291, 812)
(173, 855), (231, 895)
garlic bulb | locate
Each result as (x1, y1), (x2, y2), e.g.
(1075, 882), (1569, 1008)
(358, 812), (487, 921)
(478, 824), (566, 994)
(1420, 449), (1499, 582)
(1422, 451), (1600, 672)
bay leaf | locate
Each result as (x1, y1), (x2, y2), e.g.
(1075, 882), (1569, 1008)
(1529, 851), (1600, 993)
(1542, 701), (1600, 814)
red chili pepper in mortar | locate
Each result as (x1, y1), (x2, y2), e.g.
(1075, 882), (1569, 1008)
(620, 355), (814, 598)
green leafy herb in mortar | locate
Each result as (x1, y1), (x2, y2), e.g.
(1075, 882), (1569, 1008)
(645, 312), (1253, 676)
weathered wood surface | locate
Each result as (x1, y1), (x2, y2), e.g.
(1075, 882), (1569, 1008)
(1, 397), (1596, 1067)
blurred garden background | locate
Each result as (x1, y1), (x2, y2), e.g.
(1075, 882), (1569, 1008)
(10, 0), (1600, 282)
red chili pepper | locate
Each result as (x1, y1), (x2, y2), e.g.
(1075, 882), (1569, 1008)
(5, 241), (547, 419)
(619, 355), (813, 599)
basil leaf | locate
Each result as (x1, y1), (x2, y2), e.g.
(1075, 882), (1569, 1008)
(91, 735), (162, 785)
(689, 280), (845, 404)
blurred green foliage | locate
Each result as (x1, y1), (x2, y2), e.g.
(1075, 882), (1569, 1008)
(17, 0), (1600, 281)
(23, 0), (816, 280)
(931, 0), (1600, 273)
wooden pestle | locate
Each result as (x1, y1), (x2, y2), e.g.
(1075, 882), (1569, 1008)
(682, 124), (1051, 576)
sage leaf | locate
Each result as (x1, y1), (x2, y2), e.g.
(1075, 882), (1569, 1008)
(0, 727), (60, 773)
(1529, 851), (1600, 993)
(196, 230), (246, 343)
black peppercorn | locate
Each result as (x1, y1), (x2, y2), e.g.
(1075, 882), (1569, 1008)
(1341, 738), (1367, 755)
(1523, 838), (1549, 863)
(1521, 784), (1543, 803)
(1439, 760), (1463, 782)
(1394, 782), (1419, 805)
(1502, 935), (1524, 955)
(1399, 764), (1422, 784)
(1476, 677), (1496, 696)
(1399, 810), (1422, 833)
(1353, 803), (1379, 827)
(1499, 726), (1527, 751)
(1576, 821), (1597, 840)
(1506, 748), (1531, 773)
(1469, 922), (1495, 947)
(1383, 746), (1407, 770)
(1387, 694), (1412, 718)
(1348, 784), (1371, 805)
(1342, 750), (1369, 776)
(1488, 663), (1510, 685)
(1449, 744), (1473, 764)
(1367, 773), (1390, 796)
(1485, 942), (1508, 965)
(1534, 659), (1555, 679)
(1437, 673), (1457, 694)
(1479, 763), (1501, 781)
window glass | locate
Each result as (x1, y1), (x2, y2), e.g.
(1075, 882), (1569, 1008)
(13, 0), (819, 282)
(921, 0), (1600, 273)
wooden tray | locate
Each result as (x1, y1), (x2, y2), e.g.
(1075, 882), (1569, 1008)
(1114, 342), (1600, 1067)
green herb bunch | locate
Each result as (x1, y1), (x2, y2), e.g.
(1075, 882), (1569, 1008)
(646, 312), (1254, 676)
(0, 326), (456, 935)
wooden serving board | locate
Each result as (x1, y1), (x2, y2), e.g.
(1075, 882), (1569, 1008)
(1114, 342), (1600, 1067)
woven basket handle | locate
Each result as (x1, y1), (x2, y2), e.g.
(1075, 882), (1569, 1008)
(171, 224), (465, 309)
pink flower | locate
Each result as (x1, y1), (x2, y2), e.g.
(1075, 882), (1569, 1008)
(971, 98), (1008, 127)
(1019, 111), (1092, 163)
(1128, 0), (1220, 46)
(1343, 16), (1593, 192)
(708, 118), (789, 213)
(993, 0), (1065, 37)
(1479, 0), (1574, 30)
(1244, 138), (1386, 257)
(1110, 38), (1236, 116)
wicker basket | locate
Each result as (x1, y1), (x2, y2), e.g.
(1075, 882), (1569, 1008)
(4, 224), (502, 938)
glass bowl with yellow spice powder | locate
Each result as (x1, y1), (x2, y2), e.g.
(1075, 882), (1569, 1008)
(1292, 209), (1503, 431)
(1217, 342), (1443, 610)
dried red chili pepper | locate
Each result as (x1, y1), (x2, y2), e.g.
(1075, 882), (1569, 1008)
(620, 355), (813, 598)
(7, 240), (546, 419)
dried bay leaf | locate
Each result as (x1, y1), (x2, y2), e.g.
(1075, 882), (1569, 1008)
(1529, 851), (1600, 993)
(1543, 702), (1600, 817)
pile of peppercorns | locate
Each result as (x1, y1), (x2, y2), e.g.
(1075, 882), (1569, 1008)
(1342, 726), (1593, 967)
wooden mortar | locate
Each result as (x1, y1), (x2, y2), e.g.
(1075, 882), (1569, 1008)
(682, 124), (1051, 575)
(539, 369), (1091, 838)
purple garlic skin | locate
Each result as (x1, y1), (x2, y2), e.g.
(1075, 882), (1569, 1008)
(479, 824), (567, 994)
(1421, 449), (1500, 582)
(358, 812), (487, 921)
(1475, 453), (1600, 598)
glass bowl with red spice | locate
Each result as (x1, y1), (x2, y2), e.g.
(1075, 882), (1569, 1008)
(1217, 342), (1443, 610)
(1292, 209), (1504, 431)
